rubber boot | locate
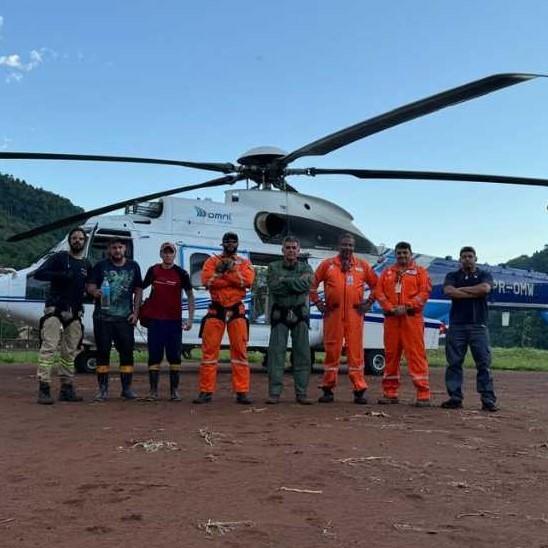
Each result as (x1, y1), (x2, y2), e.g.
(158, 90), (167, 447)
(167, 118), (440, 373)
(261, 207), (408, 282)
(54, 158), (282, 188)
(59, 382), (83, 402)
(353, 389), (368, 405)
(192, 392), (212, 404)
(94, 373), (109, 402)
(147, 370), (159, 401)
(169, 370), (181, 401)
(120, 373), (138, 400)
(37, 381), (54, 405)
(236, 392), (253, 405)
(318, 387), (334, 403)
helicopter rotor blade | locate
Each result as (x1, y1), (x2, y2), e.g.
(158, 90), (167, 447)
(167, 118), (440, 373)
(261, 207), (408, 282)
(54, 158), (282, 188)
(6, 174), (244, 242)
(0, 152), (236, 174)
(281, 73), (545, 165)
(291, 167), (548, 187)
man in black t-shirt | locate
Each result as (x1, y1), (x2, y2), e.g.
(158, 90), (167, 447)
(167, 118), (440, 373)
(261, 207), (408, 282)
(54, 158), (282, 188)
(34, 227), (91, 404)
(87, 238), (143, 401)
(441, 246), (498, 412)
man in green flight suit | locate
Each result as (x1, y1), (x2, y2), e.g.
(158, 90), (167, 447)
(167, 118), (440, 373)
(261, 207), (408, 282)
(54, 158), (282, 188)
(266, 236), (314, 405)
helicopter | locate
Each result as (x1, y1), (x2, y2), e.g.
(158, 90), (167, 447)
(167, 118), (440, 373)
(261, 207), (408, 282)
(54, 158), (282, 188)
(1, 73), (547, 374)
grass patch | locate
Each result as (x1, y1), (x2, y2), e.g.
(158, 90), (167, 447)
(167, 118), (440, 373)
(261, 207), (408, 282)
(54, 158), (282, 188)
(1, 347), (547, 372)
(427, 347), (548, 371)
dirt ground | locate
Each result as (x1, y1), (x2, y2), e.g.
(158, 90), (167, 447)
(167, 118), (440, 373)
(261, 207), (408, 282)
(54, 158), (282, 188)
(2, 365), (548, 548)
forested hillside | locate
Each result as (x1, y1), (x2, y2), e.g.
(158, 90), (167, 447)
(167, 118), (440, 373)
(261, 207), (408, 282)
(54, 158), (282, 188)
(0, 173), (83, 270)
(506, 246), (548, 273)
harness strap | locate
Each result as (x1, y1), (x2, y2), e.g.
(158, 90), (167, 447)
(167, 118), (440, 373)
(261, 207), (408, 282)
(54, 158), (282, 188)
(270, 303), (309, 328)
(199, 301), (247, 338)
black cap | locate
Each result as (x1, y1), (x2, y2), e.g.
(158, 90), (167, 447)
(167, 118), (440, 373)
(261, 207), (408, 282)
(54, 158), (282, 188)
(222, 232), (239, 242)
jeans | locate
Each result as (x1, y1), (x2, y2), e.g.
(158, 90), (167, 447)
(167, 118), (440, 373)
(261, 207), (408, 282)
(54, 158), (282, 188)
(445, 324), (496, 405)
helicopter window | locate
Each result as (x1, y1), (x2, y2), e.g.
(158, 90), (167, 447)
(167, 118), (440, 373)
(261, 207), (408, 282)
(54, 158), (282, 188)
(250, 265), (269, 324)
(25, 269), (50, 301)
(189, 253), (210, 288)
(87, 232), (133, 265)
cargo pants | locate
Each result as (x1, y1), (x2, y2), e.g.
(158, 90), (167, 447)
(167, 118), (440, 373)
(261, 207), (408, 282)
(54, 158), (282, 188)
(37, 310), (83, 383)
(267, 320), (310, 398)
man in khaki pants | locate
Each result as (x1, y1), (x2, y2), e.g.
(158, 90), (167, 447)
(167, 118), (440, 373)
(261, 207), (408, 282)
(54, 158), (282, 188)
(34, 228), (92, 404)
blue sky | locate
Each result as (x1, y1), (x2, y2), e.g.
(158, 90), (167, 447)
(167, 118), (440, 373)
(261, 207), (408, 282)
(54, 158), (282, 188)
(0, 0), (547, 264)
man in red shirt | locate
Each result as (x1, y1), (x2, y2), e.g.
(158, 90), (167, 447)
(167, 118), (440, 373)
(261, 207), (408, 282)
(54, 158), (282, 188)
(141, 242), (194, 401)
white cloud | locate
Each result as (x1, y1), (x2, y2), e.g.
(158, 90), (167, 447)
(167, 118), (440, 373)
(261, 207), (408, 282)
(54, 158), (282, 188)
(0, 47), (50, 72)
(5, 71), (22, 83)
(0, 18), (58, 83)
(0, 136), (12, 150)
(0, 53), (22, 68)
(0, 47), (57, 82)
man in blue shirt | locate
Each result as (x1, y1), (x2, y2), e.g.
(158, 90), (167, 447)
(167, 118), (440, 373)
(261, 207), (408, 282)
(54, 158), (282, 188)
(441, 246), (498, 412)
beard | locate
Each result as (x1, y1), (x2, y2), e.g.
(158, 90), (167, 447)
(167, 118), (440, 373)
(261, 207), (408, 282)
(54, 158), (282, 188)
(69, 242), (84, 254)
(223, 244), (238, 256)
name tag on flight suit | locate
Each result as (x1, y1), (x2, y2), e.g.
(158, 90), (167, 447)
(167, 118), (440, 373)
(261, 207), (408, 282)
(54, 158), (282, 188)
(346, 275), (353, 285)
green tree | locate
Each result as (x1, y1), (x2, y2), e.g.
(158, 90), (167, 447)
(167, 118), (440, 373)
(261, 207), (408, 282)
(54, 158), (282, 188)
(0, 173), (83, 270)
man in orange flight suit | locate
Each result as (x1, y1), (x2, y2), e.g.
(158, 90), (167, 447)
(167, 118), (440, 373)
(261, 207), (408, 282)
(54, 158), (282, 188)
(374, 241), (432, 407)
(193, 232), (255, 405)
(311, 233), (378, 404)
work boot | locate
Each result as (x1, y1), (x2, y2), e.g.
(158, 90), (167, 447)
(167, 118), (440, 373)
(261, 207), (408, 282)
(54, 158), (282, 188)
(265, 394), (280, 404)
(59, 383), (83, 402)
(353, 389), (368, 405)
(481, 401), (499, 412)
(296, 394), (314, 405)
(169, 370), (181, 401)
(147, 370), (159, 401)
(415, 399), (433, 408)
(236, 392), (253, 405)
(120, 373), (138, 400)
(440, 398), (463, 409)
(192, 392), (213, 404)
(37, 382), (54, 405)
(94, 373), (109, 402)
(318, 387), (334, 403)
(377, 396), (399, 405)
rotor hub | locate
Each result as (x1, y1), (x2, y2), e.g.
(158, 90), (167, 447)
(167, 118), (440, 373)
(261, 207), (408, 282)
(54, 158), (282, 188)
(237, 146), (287, 166)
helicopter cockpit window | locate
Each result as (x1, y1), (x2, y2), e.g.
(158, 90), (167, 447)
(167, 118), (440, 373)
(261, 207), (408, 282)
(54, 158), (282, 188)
(87, 231), (133, 266)
(189, 253), (210, 288)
